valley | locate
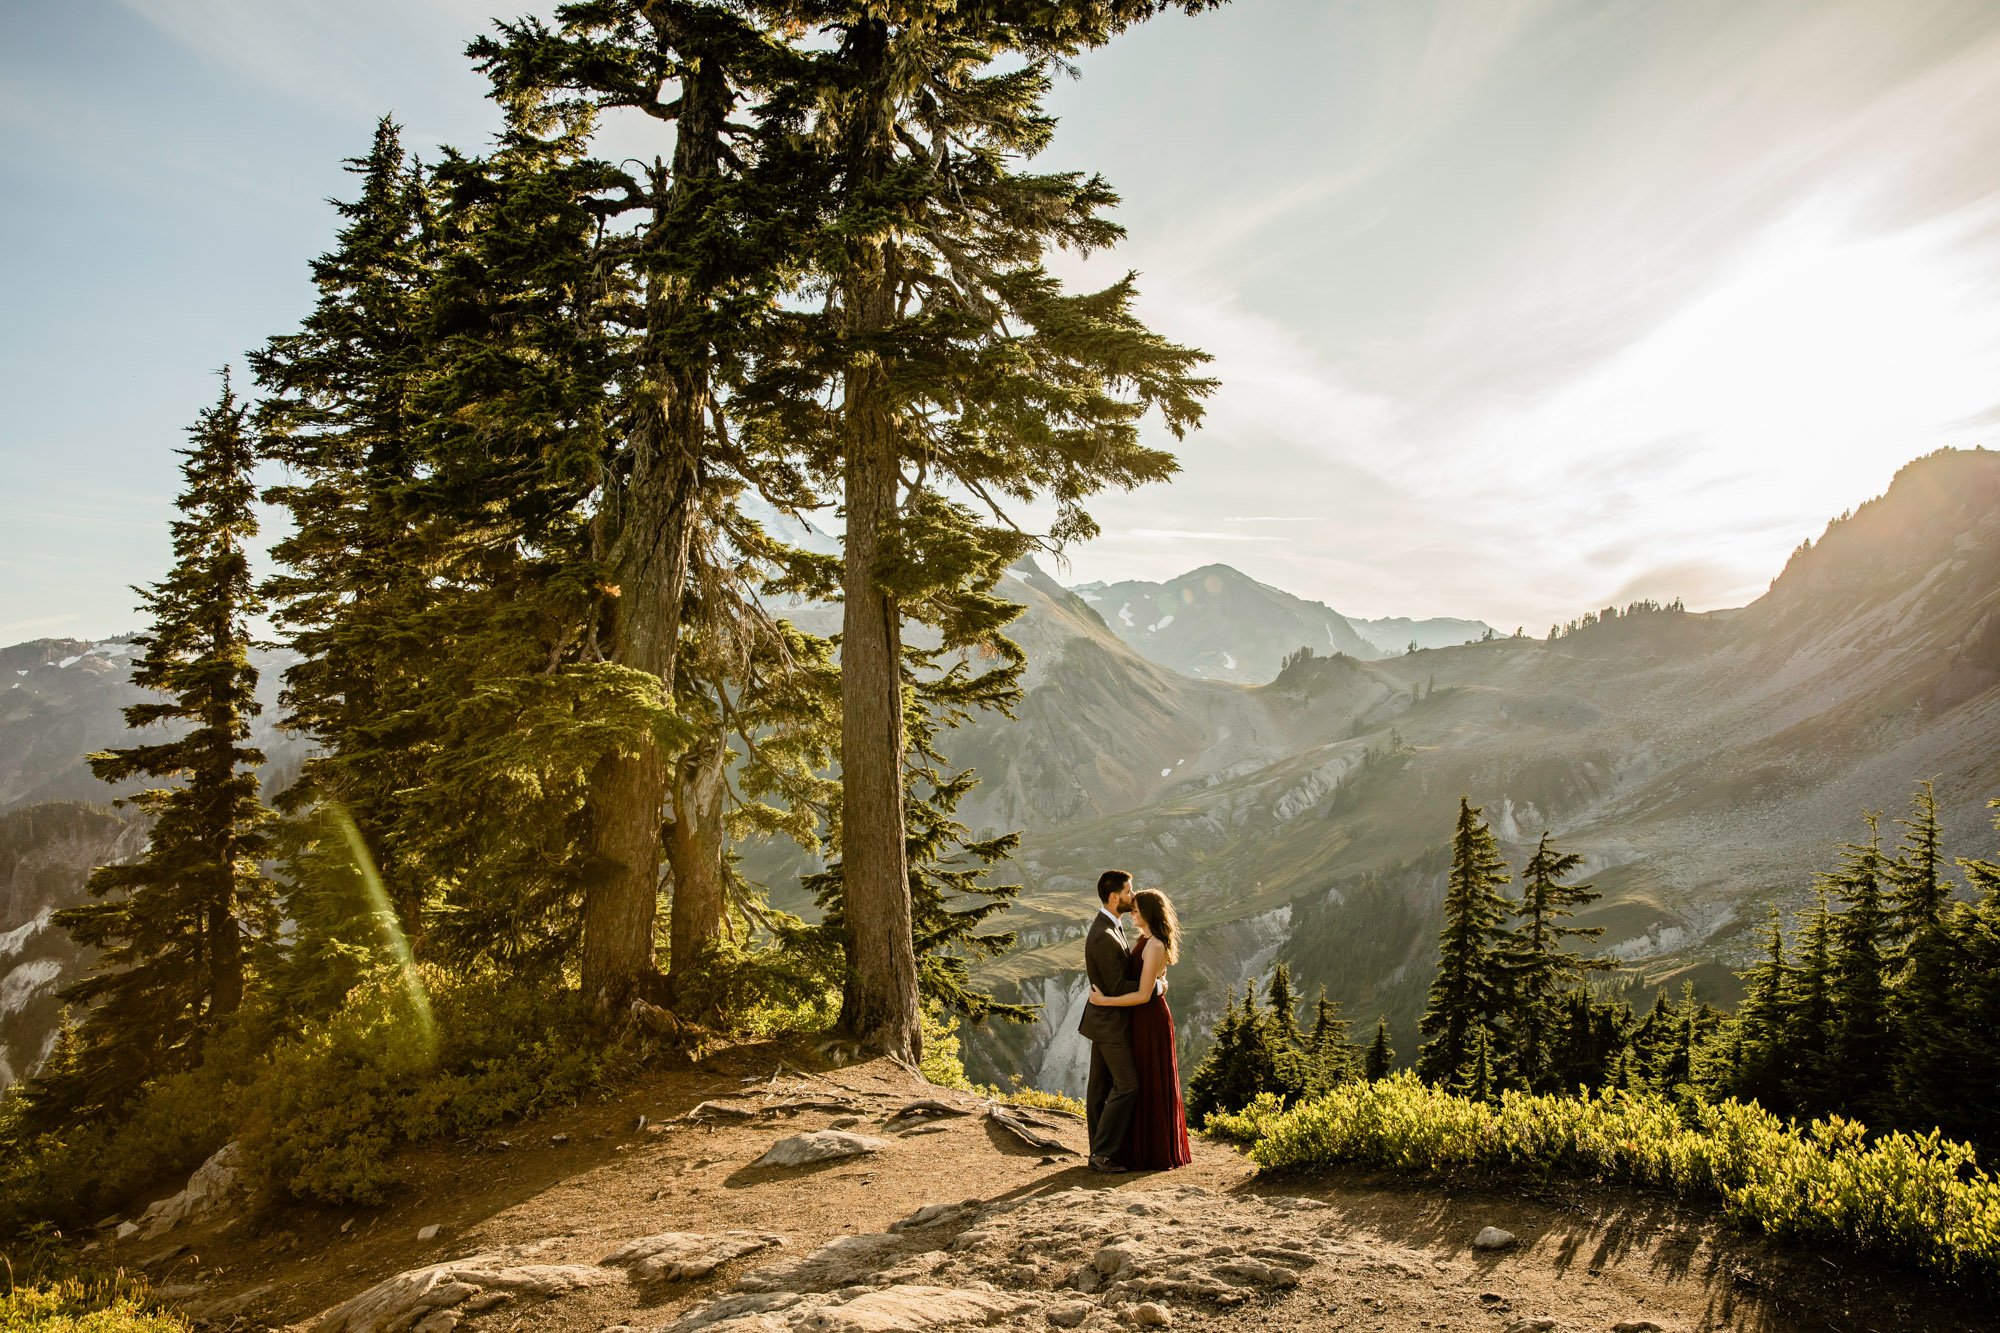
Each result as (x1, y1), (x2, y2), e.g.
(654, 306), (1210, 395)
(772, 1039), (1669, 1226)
(5, 450), (2000, 1103)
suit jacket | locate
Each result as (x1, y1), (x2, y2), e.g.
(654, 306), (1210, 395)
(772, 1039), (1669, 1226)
(1077, 911), (1140, 1045)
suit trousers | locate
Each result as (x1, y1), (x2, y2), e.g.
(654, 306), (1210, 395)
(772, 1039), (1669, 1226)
(1086, 1035), (1140, 1160)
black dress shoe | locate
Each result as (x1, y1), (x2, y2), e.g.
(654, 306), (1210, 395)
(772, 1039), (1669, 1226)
(1089, 1155), (1128, 1173)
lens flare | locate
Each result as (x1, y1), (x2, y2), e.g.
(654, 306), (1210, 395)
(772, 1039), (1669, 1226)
(327, 801), (436, 1058)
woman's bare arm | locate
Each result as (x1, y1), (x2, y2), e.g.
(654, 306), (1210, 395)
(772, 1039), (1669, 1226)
(1089, 940), (1166, 1006)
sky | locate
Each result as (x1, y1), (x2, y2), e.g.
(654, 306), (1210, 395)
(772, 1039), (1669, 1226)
(4, 0), (2000, 638)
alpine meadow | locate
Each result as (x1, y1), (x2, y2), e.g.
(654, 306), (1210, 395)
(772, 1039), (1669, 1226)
(6, 3), (2000, 1333)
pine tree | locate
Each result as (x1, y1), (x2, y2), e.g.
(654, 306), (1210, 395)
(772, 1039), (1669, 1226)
(1363, 1015), (1394, 1080)
(1543, 990), (1630, 1092)
(1187, 983), (1281, 1123)
(1505, 831), (1609, 1091)
(1889, 780), (1951, 944)
(1416, 798), (1514, 1085)
(1782, 890), (1839, 1118)
(768, 0), (1221, 1059)
(460, 4), (812, 1016)
(252, 118), (439, 1012)
(1827, 814), (1894, 1121)
(36, 379), (275, 1117)
(1718, 908), (1792, 1109)
(1268, 964), (1300, 1041)
(1306, 988), (1359, 1093)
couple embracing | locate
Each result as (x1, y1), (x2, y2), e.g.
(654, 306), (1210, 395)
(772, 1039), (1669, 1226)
(1078, 869), (1192, 1173)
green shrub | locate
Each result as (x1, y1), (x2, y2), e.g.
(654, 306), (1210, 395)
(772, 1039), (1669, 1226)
(0, 1278), (185, 1333)
(2, 968), (659, 1231)
(241, 967), (649, 1204)
(1209, 1072), (2000, 1288)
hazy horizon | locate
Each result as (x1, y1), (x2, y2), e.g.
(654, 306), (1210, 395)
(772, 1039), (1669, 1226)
(6, 0), (2000, 637)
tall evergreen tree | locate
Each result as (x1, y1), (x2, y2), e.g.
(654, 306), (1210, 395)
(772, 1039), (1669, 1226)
(1505, 831), (1608, 1091)
(252, 118), (439, 1011)
(464, 1), (834, 1015)
(1306, 988), (1358, 1092)
(1719, 908), (1793, 1109)
(1363, 1015), (1394, 1080)
(1889, 780), (1951, 943)
(1782, 890), (1839, 1117)
(1416, 798), (1514, 1085)
(774, 0), (1221, 1059)
(36, 379), (275, 1117)
(1827, 814), (1894, 1119)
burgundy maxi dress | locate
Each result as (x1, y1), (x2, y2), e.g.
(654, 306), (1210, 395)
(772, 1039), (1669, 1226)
(1115, 936), (1193, 1170)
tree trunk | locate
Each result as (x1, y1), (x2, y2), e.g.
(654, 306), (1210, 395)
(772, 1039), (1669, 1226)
(833, 16), (922, 1063)
(578, 24), (730, 1020)
(208, 884), (243, 1017)
(665, 729), (728, 999)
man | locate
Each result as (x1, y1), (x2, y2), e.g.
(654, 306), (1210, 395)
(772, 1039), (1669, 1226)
(1081, 869), (1142, 1172)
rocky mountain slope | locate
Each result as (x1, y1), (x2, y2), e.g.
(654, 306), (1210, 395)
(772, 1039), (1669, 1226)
(6, 450), (2000, 1105)
(1069, 566), (1382, 681)
(92, 1049), (1978, 1333)
(952, 449), (2000, 1094)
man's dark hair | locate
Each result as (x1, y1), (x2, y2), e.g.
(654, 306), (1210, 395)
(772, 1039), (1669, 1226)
(1097, 870), (1133, 903)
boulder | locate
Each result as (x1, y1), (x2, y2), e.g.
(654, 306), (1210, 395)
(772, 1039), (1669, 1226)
(139, 1142), (247, 1240)
(661, 1292), (806, 1333)
(309, 1244), (612, 1333)
(735, 1233), (906, 1294)
(753, 1132), (890, 1169)
(1472, 1226), (1517, 1251)
(796, 1285), (1034, 1333)
(600, 1232), (785, 1282)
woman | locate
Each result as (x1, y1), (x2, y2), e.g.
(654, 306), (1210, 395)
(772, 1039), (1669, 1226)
(1086, 888), (1192, 1169)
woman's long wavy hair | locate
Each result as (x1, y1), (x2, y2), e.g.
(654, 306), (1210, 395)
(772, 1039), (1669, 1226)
(1133, 889), (1180, 964)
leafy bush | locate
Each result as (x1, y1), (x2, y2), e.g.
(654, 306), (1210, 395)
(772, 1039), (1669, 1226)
(0, 1278), (185, 1333)
(241, 967), (649, 1204)
(1208, 1073), (2000, 1288)
(2, 968), (658, 1231)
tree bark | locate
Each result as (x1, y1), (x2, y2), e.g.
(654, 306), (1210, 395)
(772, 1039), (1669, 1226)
(665, 728), (729, 997)
(834, 16), (921, 1061)
(577, 22), (729, 1019)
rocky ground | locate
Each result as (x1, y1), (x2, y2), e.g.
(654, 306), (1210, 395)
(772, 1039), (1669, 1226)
(87, 1043), (1992, 1333)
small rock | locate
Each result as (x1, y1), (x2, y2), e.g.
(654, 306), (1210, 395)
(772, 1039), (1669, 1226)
(1048, 1303), (1091, 1328)
(1132, 1306), (1171, 1329)
(829, 1116), (864, 1130)
(1039, 1155), (1061, 1166)
(412, 1312), (461, 1333)
(1611, 1323), (1665, 1333)
(1503, 1321), (1557, 1333)
(753, 1131), (890, 1169)
(418, 1225), (441, 1241)
(116, 1222), (140, 1241)
(1473, 1226), (1517, 1251)
(551, 1134), (570, 1145)
(1092, 1245), (1135, 1275)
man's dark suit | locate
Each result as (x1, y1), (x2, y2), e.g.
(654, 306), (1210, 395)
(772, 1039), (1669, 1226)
(1080, 909), (1141, 1161)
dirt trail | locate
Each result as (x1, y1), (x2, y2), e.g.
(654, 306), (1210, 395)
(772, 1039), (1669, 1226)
(105, 1042), (1987, 1333)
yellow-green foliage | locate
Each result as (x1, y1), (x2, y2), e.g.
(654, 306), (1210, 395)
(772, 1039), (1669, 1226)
(0, 1278), (185, 1333)
(973, 1077), (1086, 1116)
(243, 966), (650, 1204)
(1208, 1073), (2000, 1288)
